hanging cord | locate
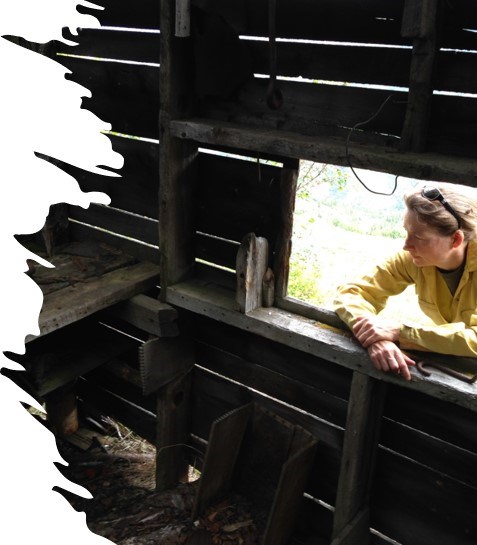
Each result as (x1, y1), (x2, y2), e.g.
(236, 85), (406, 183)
(345, 94), (399, 196)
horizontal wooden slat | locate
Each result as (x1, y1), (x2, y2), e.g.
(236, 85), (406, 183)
(197, 151), (281, 242)
(171, 118), (477, 186)
(248, 40), (412, 89)
(199, 0), (406, 45)
(59, 56), (159, 139)
(69, 204), (159, 246)
(384, 385), (477, 453)
(182, 311), (352, 401)
(77, 377), (156, 443)
(195, 341), (348, 429)
(371, 449), (477, 545)
(70, 221), (160, 264)
(380, 418), (477, 488)
(200, 79), (406, 141)
(70, 135), (159, 219)
(195, 232), (240, 270)
(167, 280), (477, 411)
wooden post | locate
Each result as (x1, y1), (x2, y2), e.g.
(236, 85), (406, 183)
(160, 0), (198, 298)
(156, 370), (192, 491)
(331, 371), (387, 544)
(274, 158), (299, 299)
(236, 233), (269, 313)
(400, 0), (443, 152)
(175, 0), (191, 37)
(45, 381), (79, 436)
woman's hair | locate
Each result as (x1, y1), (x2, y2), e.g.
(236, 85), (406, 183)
(404, 182), (477, 241)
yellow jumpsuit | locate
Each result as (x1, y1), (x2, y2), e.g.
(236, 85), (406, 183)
(333, 239), (477, 357)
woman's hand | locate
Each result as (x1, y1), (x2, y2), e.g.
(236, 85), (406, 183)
(367, 340), (416, 381)
(352, 316), (401, 348)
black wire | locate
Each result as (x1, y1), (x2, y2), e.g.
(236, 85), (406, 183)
(345, 94), (399, 196)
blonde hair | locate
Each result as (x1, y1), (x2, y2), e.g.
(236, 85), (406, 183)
(404, 182), (477, 241)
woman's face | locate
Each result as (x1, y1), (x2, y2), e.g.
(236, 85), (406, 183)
(403, 210), (457, 268)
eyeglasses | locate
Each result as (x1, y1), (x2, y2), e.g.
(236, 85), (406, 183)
(421, 186), (462, 230)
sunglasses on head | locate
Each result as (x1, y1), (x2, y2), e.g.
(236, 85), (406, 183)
(421, 186), (462, 230)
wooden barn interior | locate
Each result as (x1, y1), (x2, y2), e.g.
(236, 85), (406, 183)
(5, 0), (477, 544)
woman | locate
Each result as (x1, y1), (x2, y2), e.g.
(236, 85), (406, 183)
(333, 182), (477, 381)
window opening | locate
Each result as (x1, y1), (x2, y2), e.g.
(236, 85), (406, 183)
(288, 161), (431, 325)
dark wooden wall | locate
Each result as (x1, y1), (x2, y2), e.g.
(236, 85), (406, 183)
(13, 1), (477, 544)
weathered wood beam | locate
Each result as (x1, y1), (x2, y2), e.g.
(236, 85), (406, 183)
(274, 158), (299, 299)
(332, 373), (386, 542)
(30, 261), (161, 341)
(236, 233), (269, 313)
(400, 0), (442, 152)
(166, 279), (477, 412)
(107, 294), (179, 337)
(159, 0), (198, 294)
(170, 119), (477, 186)
(155, 370), (192, 491)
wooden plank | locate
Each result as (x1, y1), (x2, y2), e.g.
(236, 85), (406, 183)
(32, 261), (160, 340)
(200, 79), (406, 142)
(194, 341), (348, 430)
(59, 56), (159, 139)
(139, 336), (194, 395)
(201, 0), (407, 45)
(45, 382), (79, 436)
(263, 440), (318, 545)
(384, 385), (477, 453)
(159, 0), (198, 291)
(185, 311), (352, 401)
(246, 40), (412, 89)
(68, 204), (159, 246)
(274, 159), (299, 298)
(167, 280), (477, 412)
(190, 366), (343, 507)
(195, 232), (240, 270)
(371, 448), (477, 545)
(107, 294), (178, 337)
(155, 371), (192, 490)
(192, 404), (253, 519)
(332, 373), (386, 542)
(380, 417), (477, 488)
(171, 118), (477, 186)
(69, 221), (160, 264)
(236, 233), (269, 313)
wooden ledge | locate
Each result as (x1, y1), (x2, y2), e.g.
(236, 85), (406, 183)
(29, 261), (161, 342)
(166, 279), (477, 412)
(170, 118), (477, 186)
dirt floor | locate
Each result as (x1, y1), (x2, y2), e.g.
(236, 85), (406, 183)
(55, 417), (261, 545)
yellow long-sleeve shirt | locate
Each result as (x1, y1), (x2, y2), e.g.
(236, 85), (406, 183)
(333, 240), (477, 357)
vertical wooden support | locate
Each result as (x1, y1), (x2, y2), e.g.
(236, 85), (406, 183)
(175, 0), (191, 37)
(400, 0), (443, 152)
(45, 381), (79, 436)
(331, 372), (387, 545)
(156, 370), (192, 491)
(160, 0), (198, 298)
(274, 158), (299, 300)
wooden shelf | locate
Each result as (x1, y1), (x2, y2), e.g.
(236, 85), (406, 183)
(167, 278), (477, 412)
(25, 240), (160, 341)
(170, 118), (477, 186)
